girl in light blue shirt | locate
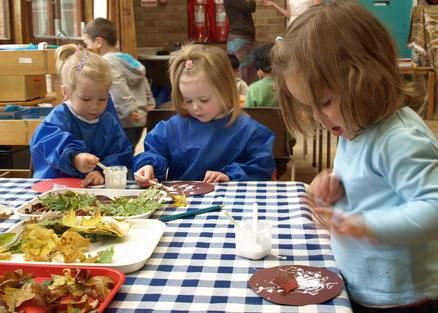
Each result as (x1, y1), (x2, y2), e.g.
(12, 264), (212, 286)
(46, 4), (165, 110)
(272, 1), (438, 312)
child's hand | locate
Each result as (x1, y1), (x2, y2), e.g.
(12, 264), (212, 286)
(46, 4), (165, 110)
(73, 153), (100, 173)
(135, 165), (156, 187)
(315, 207), (371, 239)
(203, 171), (230, 183)
(81, 170), (104, 187)
(331, 212), (371, 239)
(129, 111), (142, 122)
(309, 170), (344, 205)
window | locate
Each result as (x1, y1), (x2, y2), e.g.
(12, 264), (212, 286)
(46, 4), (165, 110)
(32, 0), (86, 41)
(0, 0), (11, 41)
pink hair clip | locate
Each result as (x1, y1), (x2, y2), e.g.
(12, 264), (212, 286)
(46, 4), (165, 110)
(185, 59), (193, 70)
(76, 52), (88, 72)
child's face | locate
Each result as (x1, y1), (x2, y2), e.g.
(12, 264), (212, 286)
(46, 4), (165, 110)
(179, 73), (224, 123)
(285, 75), (356, 140)
(63, 78), (109, 121)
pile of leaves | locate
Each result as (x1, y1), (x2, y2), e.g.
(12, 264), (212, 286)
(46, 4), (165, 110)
(26, 187), (167, 217)
(0, 268), (115, 313)
(0, 211), (131, 263)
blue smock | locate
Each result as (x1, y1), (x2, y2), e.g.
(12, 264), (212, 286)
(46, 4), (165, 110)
(133, 113), (275, 181)
(31, 103), (132, 178)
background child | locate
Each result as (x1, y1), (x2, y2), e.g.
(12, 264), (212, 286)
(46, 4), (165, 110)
(83, 18), (156, 149)
(134, 44), (275, 185)
(272, 1), (438, 312)
(30, 44), (132, 187)
(245, 43), (278, 107)
(228, 54), (248, 97)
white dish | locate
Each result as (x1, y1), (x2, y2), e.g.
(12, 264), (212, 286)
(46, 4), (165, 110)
(1, 218), (166, 274)
(15, 188), (167, 220)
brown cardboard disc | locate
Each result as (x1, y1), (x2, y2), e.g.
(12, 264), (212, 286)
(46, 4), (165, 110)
(164, 181), (215, 196)
(249, 265), (344, 306)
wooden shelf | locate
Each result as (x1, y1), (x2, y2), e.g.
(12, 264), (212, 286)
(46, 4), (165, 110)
(0, 95), (56, 107)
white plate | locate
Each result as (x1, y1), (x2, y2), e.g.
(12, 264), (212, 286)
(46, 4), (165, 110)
(15, 188), (167, 220)
(1, 219), (166, 274)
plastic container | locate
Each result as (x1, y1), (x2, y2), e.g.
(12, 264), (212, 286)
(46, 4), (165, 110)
(0, 263), (125, 312)
(104, 166), (128, 189)
(235, 219), (272, 260)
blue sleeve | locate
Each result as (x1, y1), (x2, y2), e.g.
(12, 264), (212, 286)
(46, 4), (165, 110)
(133, 121), (169, 179)
(364, 127), (438, 243)
(100, 117), (133, 168)
(30, 121), (87, 177)
(221, 124), (275, 180)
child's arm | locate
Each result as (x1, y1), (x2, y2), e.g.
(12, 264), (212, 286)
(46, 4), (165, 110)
(133, 122), (170, 181)
(220, 126), (275, 180)
(110, 68), (141, 119)
(30, 122), (89, 177)
(360, 128), (438, 244)
(144, 77), (156, 111)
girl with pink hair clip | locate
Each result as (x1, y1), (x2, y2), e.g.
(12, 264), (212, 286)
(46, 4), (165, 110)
(134, 44), (275, 185)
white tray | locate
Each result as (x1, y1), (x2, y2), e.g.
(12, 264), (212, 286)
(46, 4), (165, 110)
(15, 188), (166, 220)
(1, 219), (166, 274)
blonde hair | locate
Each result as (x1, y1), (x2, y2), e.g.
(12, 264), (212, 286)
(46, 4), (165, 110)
(169, 44), (241, 126)
(272, 0), (403, 135)
(56, 44), (112, 92)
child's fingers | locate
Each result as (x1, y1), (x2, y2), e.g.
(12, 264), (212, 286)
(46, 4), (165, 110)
(203, 171), (214, 183)
(81, 175), (93, 187)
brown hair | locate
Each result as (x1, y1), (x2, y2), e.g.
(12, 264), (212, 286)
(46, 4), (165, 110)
(169, 44), (241, 126)
(272, 0), (403, 135)
(56, 44), (112, 91)
(84, 18), (118, 47)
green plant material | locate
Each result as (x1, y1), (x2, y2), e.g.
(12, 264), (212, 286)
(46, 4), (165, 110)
(0, 233), (16, 246)
(95, 247), (114, 264)
(37, 188), (165, 217)
(97, 188), (164, 216)
(40, 191), (97, 213)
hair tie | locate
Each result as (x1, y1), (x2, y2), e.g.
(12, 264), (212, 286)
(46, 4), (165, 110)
(76, 51), (88, 72)
(184, 59), (193, 70)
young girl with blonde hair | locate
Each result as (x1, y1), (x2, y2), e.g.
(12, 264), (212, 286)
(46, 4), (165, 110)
(31, 44), (132, 187)
(134, 44), (275, 185)
(272, 1), (438, 312)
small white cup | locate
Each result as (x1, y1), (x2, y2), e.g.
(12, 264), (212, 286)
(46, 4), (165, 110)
(104, 166), (127, 189)
(235, 219), (272, 260)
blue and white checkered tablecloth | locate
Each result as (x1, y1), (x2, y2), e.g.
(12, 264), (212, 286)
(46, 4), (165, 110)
(0, 179), (352, 313)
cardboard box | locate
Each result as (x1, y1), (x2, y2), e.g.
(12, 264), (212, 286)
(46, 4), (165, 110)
(0, 75), (47, 101)
(0, 49), (56, 75)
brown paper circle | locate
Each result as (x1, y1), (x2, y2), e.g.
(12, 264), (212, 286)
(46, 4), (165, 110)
(164, 181), (215, 196)
(249, 265), (344, 306)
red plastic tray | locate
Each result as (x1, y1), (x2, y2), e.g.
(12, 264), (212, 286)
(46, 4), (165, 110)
(0, 263), (125, 313)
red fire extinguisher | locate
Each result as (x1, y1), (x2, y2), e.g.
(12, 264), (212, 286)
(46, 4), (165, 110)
(194, 0), (208, 42)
